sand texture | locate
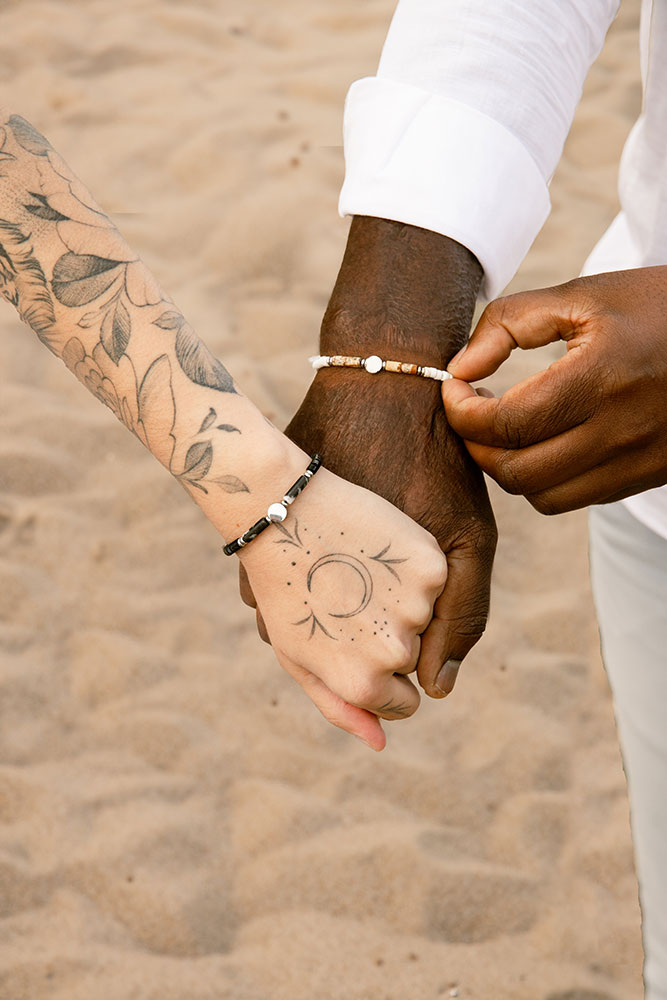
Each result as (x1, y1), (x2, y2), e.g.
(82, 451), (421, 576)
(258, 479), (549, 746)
(0, 1), (645, 997)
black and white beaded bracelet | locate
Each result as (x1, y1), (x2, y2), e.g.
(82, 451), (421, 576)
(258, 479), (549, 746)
(223, 454), (322, 556)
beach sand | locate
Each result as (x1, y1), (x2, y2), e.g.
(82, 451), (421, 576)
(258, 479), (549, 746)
(0, 1), (645, 997)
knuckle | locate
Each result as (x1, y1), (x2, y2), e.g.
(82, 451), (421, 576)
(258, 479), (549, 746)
(608, 411), (655, 455)
(494, 451), (527, 495)
(410, 599), (435, 631)
(481, 295), (512, 328)
(455, 617), (488, 645)
(391, 646), (414, 674)
(493, 401), (529, 450)
(460, 515), (498, 563)
(319, 707), (350, 734)
(382, 638), (415, 673)
(447, 603), (490, 643)
(429, 552), (449, 589)
(344, 673), (381, 709)
(529, 492), (564, 516)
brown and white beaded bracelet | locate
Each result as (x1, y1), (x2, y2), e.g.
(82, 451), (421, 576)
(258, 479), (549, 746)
(309, 354), (453, 382)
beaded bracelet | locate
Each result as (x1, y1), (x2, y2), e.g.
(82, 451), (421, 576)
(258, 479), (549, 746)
(309, 354), (453, 382)
(222, 454), (322, 556)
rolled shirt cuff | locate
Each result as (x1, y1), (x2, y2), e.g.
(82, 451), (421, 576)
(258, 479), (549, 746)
(338, 77), (551, 301)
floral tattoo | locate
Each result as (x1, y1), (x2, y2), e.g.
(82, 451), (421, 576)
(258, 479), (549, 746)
(0, 114), (245, 498)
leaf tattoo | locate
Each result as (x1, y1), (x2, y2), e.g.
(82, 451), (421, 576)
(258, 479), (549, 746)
(153, 310), (183, 331)
(273, 518), (303, 548)
(217, 424), (241, 434)
(100, 298), (131, 364)
(199, 407), (217, 433)
(8, 115), (51, 157)
(212, 475), (249, 494)
(369, 542), (408, 582)
(154, 309), (236, 393)
(293, 609), (337, 641)
(182, 441), (213, 481)
(176, 324), (235, 393)
(24, 192), (68, 222)
(52, 252), (121, 307)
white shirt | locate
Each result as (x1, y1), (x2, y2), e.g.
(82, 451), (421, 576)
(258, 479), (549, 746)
(339, 0), (667, 539)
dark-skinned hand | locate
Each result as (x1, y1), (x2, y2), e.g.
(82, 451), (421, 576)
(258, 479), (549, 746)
(240, 217), (497, 709)
(442, 268), (667, 513)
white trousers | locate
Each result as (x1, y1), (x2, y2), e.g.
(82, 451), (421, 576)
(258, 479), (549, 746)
(589, 502), (667, 1000)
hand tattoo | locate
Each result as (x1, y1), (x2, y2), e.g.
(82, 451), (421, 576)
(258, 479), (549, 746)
(279, 526), (407, 643)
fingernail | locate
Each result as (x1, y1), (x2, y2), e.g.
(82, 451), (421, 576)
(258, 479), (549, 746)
(448, 345), (467, 369)
(435, 659), (462, 696)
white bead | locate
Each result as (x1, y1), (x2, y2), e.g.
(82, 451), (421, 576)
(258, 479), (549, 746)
(267, 502), (287, 523)
(364, 355), (383, 374)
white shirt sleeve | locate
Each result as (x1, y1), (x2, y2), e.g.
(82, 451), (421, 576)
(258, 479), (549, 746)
(338, 0), (620, 299)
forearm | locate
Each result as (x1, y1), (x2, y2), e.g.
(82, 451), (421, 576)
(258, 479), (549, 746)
(0, 113), (305, 542)
(322, 216), (482, 366)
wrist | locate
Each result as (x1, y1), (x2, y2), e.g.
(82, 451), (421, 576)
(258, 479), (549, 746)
(321, 216), (482, 367)
(205, 417), (311, 546)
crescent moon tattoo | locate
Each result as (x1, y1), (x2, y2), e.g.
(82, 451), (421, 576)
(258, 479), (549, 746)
(306, 553), (373, 618)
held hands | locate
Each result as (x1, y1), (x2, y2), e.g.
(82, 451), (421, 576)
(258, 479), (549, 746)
(240, 218), (496, 747)
(442, 268), (667, 513)
(238, 465), (447, 751)
(279, 219), (497, 703)
(284, 370), (495, 702)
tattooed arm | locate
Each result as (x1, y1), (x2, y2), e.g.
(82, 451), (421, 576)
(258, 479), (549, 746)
(0, 113), (294, 535)
(0, 112), (447, 749)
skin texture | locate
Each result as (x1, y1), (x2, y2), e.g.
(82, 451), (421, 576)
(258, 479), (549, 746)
(240, 216), (497, 698)
(0, 113), (448, 751)
(442, 268), (667, 513)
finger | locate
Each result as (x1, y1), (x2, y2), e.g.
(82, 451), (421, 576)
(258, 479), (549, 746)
(527, 451), (663, 515)
(417, 532), (495, 699)
(373, 673), (421, 721)
(238, 564), (257, 608)
(278, 653), (386, 751)
(447, 284), (585, 382)
(442, 348), (597, 449)
(338, 662), (422, 722)
(462, 416), (614, 497)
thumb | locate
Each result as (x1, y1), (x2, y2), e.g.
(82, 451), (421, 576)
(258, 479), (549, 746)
(416, 532), (494, 699)
(447, 286), (580, 382)
(441, 378), (496, 441)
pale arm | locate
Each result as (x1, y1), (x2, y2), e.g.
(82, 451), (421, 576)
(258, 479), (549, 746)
(0, 111), (299, 541)
(0, 112), (448, 750)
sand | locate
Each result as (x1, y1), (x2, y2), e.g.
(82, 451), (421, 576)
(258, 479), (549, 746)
(0, 1), (645, 997)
